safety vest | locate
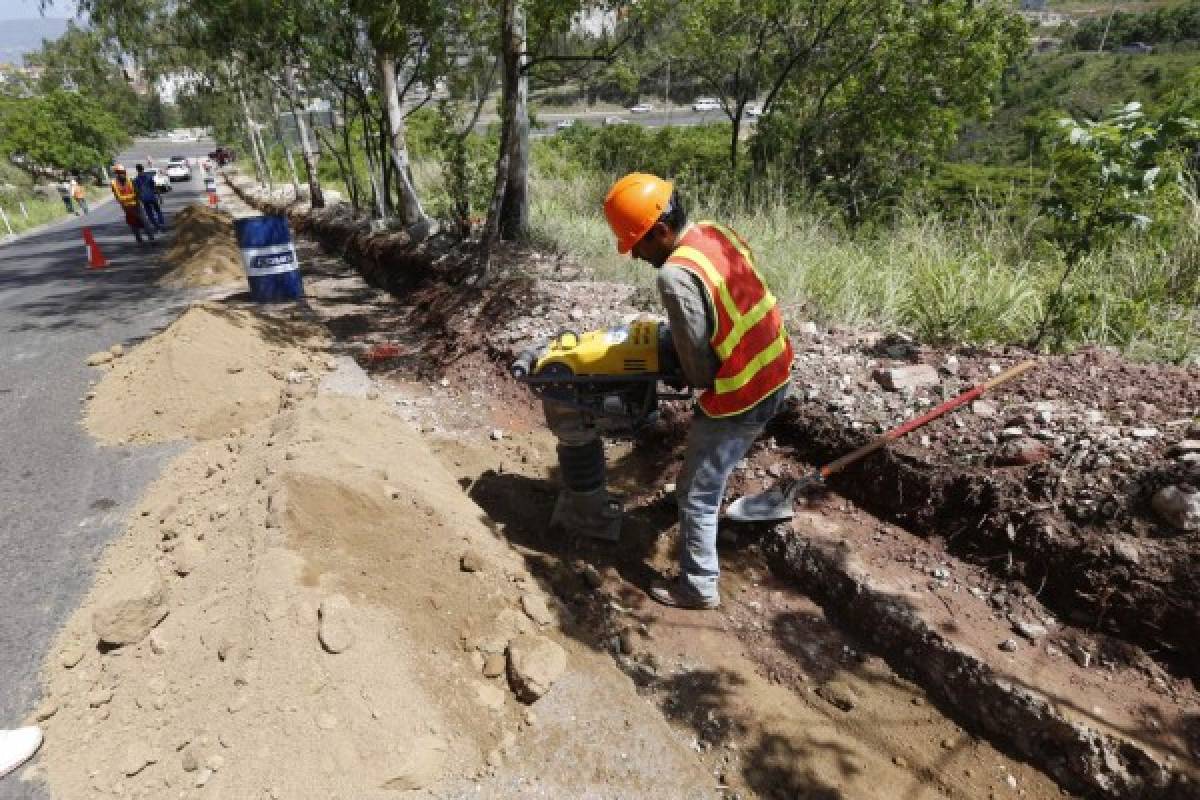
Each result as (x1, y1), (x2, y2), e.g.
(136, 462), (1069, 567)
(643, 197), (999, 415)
(665, 221), (793, 418)
(111, 178), (138, 207)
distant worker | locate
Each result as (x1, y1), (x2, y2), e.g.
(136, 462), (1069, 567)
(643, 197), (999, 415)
(56, 179), (76, 215)
(603, 173), (793, 609)
(110, 164), (154, 244)
(70, 176), (89, 215)
(134, 164), (166, 232)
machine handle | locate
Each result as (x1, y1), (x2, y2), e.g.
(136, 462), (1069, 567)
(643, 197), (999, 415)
(511, 348), (540, 380)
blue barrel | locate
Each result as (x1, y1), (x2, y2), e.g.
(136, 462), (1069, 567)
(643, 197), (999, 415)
(233, 215), (304, 302)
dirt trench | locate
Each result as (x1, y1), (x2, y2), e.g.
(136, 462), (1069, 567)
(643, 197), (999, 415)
(223, 176), (1199, 798)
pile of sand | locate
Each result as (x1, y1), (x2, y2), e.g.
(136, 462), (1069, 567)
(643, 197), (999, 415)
(34, 316), (713, 798)
(159, 205), (246, 288)
(84, 303), (327, 444)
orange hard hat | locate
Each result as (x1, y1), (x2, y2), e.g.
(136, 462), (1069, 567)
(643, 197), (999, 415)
(112, 163), (126, 173)
(603, 172), (674, 254)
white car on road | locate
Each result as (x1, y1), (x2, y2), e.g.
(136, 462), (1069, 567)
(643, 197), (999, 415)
(164, 158), (191, 182)
(745, 103), (763, 118)
(555, 118), (577, 132)
(692, 97), (721, 112)
(629, 102), (653, 113)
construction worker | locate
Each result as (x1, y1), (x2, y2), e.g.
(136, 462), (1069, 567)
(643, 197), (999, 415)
(134, 164), (166, 232)
(70, 176), (89, 214)
(110, 164), (154, 244)
(603, 173), (793, 609)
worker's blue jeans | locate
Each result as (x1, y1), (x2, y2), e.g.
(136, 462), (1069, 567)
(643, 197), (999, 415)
(677, 383), (790, 603)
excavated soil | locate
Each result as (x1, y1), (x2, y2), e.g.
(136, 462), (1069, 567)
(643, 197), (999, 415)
(35, 308), (721, 799)
(84, 303), (326, 444)
(216, 178), (1200, 796)
(158, 205), (246, 288)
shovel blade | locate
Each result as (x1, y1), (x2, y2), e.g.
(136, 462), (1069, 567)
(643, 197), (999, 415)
(724, 482), (797, 523)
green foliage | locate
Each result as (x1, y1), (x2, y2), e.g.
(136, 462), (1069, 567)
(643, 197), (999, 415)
(1040, 101), (1197, 256)
(536, 123), (736, 193)
(0, 90), (128, 175)
(407, 107), (497, 232)
(955, 50), (1200, 165)
(1068, 1), (1200, 50)
(527, 163), (1199, 362)
(747, 0), (1028, 219)
(23, 22), (164, 135)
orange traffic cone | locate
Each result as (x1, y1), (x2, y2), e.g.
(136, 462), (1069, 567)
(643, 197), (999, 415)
(82, 227), (109, 269)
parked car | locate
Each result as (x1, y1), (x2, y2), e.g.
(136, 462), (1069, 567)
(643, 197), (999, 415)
(164, 158), (191, 182)
(603, 115), (628, 126)
(144, 168), (171, 193)
(629, 102), (653, 113)
(555, 118), (577, 131)
(692, 97), (720, 112)
(745, 103), (763, 118)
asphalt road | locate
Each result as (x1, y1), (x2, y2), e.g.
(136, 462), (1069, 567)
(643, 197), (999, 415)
(0, 139), (215, 800)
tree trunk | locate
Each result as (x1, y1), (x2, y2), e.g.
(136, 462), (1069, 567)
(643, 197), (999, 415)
(360, 103), (388, 220)
(284, 67), (325, 209)
(480, 0), (521, 283)
(268, 92), (302, 199)
(499, 1), (529, 241)
(238, 85), (267, 187)
(377, 49), (433, 239)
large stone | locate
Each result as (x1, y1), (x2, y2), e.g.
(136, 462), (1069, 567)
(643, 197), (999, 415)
(92, 568), (169, 646)
(380, 735), (447, 791)
(872, 365), (939, 391)
(1151, 486), (1200, 531)
(318, 594), (355, 654)
(506, 634), (567, 703)
(86, 351), (113, 366)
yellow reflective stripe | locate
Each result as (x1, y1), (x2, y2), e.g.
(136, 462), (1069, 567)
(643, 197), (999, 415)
(716, 291), (777, 359)
(698, 222), (781, 360)
(668, 245), (743, 345)
(714, 329), (789, 395)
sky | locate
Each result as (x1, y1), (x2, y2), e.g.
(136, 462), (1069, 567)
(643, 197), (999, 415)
(0, 0), (78, 18)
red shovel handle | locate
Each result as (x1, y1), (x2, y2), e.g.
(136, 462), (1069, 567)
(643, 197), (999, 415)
(818, 360), (1037, 481)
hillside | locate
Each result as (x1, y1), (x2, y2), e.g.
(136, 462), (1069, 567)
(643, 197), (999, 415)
(952, 48), (1200, 165)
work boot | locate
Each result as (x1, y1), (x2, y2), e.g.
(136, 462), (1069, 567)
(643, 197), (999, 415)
(649, 579), (719, 610)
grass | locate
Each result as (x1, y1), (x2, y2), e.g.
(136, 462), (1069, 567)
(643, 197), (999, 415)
(0, 188), (107, 237)
(527, 168), (1200, 364)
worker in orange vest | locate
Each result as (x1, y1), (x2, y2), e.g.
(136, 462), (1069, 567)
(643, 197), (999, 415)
(603, 173), (793, 609)
(110, 164), (154, 244)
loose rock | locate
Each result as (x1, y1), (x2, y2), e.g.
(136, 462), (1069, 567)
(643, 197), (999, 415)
(460, 550), (486, 573)
(172, 539), (206, 576)
(380, 735), (447, 791)
(1151, 485), (1199, 531)
(86, 351), (114, 366)
(91, 568), (169, 646)
(816, 681), (858, 712)
(120, 742), (157, 777)
(873, 365), (939, 391)
(994, 437), (1051, 467)
(482, 653), (506, 678)
(506, 634), (567, 703)
(317, 594), (356, 654)
(520, 593), (555, 627)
